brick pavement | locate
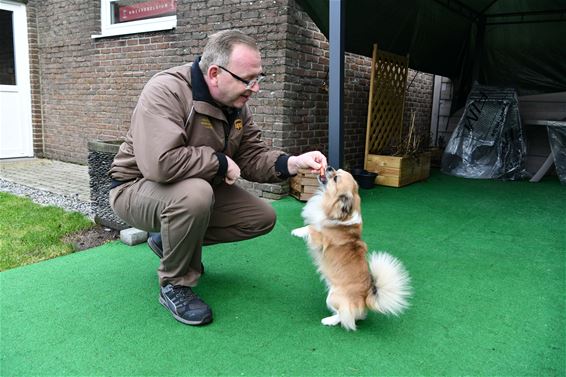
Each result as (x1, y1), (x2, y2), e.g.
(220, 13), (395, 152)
(0, 158), (90, 203)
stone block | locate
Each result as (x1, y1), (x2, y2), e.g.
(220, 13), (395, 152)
(120, 227), (148, 246)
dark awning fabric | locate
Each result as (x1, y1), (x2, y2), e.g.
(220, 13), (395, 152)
(296, 0), (566, 109)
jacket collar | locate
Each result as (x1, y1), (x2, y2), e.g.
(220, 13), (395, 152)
(191, 56), (215, 104)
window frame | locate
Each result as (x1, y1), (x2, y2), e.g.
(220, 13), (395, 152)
(92, 0), (177, 39)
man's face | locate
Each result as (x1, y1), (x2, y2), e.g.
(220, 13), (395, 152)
(210, 44), (263, 109)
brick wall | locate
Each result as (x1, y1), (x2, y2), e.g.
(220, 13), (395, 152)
(434, 76), (454, 148)
(26, 0), (433, 198)
(280, 4), (329, 155)
(342, 53), (373, 169)
(281, 5), (375, 170)
(403, 70), (434, 149)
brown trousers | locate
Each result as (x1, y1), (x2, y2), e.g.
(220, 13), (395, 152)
(109, 178), (276, 287)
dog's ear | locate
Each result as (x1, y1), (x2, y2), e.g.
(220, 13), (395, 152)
(336, 194), (353, 220)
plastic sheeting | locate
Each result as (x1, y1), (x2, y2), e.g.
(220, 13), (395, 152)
(441, 84), (530, 180)
(548, 124), (566, 184)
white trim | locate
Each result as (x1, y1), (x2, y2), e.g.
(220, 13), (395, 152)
(0, 0), (23, 7)
(0, 0), (33, 158)
(0, 85), (19, 93)
(92, 0), (176, 39)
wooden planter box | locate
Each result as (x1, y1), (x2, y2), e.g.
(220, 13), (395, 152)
(366, 152), (431, 187)
(290, 169), (319, 201)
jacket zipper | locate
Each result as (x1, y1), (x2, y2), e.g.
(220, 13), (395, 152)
(222, 121), (230, 152)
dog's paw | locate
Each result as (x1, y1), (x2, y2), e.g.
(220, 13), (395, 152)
(291, 226), (309, 238)
(321, 315), (341, 326)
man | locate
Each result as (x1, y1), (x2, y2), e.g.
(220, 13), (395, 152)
(109, 29), (327, 326)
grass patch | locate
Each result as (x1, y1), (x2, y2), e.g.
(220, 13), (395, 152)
(0, 192), (94, 271)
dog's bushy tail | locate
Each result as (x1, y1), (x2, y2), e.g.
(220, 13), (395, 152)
(367, 252), (411, 316)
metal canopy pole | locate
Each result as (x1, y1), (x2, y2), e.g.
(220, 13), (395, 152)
(328, 0), (344, 168)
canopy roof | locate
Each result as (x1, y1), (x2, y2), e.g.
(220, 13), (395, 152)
(297, 0), (566, 107)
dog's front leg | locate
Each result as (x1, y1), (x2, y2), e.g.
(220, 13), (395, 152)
(291, 226), (310, 239)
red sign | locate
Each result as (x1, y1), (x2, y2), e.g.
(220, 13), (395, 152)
(118, 0), (176, 22)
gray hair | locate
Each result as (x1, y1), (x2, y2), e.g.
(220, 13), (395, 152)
(199, 29), (259, 72)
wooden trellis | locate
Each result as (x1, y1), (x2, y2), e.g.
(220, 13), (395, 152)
(364, 44), (409, 168)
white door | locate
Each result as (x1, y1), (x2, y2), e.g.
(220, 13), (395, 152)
(0, 0), (33, 159)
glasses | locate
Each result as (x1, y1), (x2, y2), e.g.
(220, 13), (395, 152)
(217, 65), (266, 90)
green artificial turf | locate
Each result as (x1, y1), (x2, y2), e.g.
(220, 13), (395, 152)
(1, 171), (564, 376)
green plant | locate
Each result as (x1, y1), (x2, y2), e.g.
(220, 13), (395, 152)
(0, 192), (94, 271)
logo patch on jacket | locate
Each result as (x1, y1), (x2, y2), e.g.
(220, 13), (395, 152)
(200, 117), (213, 129)
(234, 119), (243, 130)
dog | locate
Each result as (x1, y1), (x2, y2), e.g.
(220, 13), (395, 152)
(291, 167), (411, 331)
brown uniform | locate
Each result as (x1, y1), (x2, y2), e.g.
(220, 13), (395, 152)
(109, 59), (291, 287)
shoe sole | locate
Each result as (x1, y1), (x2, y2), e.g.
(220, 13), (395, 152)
(159, 296), (213, 326)
(147, 236), (163, 258)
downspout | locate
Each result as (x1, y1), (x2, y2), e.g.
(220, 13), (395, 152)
(328, 0), (344, 168)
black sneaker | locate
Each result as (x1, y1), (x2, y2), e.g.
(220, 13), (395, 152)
(159, 284), (213, 326)
(147, 232), (205, 274)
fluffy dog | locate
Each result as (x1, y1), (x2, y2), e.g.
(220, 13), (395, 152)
(291, 167), (411, 330)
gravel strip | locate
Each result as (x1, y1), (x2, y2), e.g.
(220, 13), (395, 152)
(0, 178), (94, 220)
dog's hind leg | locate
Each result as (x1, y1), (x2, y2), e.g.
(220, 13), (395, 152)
(322, 290), (341, 326)
(321, 314), (341, 326)
(324, 290), (362, 330)
(321, 308), (359, 330)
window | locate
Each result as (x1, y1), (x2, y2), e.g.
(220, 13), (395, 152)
(92, 0), (177, 39)
(0, 9), (16, 85)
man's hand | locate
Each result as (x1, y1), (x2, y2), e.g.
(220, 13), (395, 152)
(225, 156), (241, 185)
(287, 151), (327, 176)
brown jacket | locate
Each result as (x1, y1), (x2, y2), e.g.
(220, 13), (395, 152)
(110, 61), (289, 184)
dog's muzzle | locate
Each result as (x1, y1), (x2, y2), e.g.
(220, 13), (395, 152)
(318, 166), (336, 185)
